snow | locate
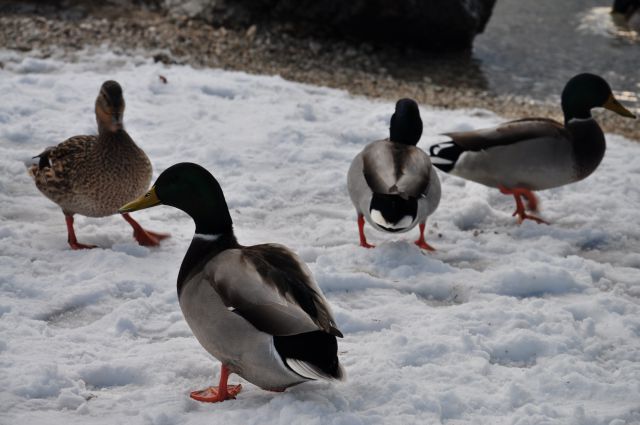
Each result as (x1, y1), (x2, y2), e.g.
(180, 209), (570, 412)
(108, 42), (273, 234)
(1, 50), (640, 425)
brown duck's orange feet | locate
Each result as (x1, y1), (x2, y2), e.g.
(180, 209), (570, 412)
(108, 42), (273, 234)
(133, 228), (170, 246)
(357, 214), (375, 248)
(65, 214), (97, 250)
(414, 223), (435, 251)
(121, 213), (170, 246)
(190, 384), (242, 403)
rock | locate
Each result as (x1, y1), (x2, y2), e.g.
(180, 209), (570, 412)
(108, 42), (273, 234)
(612, 0), (640, 31)
(160, 0), (496, 50)
(612, 0), (639, 15)
(153, 52), (176, 64)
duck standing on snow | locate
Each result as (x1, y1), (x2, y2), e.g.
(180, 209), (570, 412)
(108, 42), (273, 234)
(29, 80), (169, 249)
(119, 163), (344, 403)
(429, 73), (636, 224)
(347, 98), (441, 250)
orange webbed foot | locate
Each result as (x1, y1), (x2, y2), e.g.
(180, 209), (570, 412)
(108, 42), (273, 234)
(122, 213), (170, 246)
(500, 186), (549, 225)
(190, 384), (242, 403)
(414, 239), (436, 251)
(68, 241), (97, 250)
(132, 228), (171, 246)
(515, 212), (549, 225)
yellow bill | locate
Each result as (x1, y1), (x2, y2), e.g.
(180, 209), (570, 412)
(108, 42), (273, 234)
(604, 94), (636, 118)
(119, 186), (161, 213)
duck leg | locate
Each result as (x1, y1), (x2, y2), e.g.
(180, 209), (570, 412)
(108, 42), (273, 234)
(498, 186), (548, 224)
(414, 222), (436, 251)
(65, 214), (97, 250)
(190, 365), (242, 403)
(121, 213), (170, 246)
(358, 214), (375, 248)
(518, 188), (540, 212)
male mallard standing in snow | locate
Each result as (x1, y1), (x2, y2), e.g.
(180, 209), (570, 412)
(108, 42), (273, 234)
(119, 163), (344, 403)
(29, 80), (169, 249)
(347, 98), (441, 250)
(429, 73), (636, 224)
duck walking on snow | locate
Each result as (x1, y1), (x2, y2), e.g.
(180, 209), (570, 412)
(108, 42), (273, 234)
(28, 80), (169, 249)
(429, 73), (636, 224)
(347, 98), (441, 250)
(119, 163), (344, 403)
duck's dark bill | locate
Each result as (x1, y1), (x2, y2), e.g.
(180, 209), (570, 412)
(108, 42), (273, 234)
(604, 95), (636, 118)
(119, 186), (161, 213)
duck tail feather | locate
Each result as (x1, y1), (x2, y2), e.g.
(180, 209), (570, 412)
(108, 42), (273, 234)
(429, 140), (463, 172)
(285, 358), (345, 382)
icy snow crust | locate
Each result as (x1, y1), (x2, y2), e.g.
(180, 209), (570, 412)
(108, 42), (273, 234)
(1, 51), (639, 425)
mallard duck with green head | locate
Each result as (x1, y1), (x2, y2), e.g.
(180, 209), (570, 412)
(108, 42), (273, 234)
(347, 98), (441, 250)
(29, 80), (169, 249)
(429, 73), (636, 223)
(119, 163), (344, 402)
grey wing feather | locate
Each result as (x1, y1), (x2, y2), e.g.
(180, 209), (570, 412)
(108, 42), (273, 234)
(445, 118), (569, 151)
(205, 247), (342, 337)
(362, 139), (432, 197)
(395, 148), (433, 197)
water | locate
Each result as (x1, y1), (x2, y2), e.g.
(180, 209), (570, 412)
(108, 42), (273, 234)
(389, 0), (639, 113)
(473, 0), (639, 110)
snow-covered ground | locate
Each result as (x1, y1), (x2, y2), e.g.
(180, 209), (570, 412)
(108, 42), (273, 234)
(1, 50), (639, 425)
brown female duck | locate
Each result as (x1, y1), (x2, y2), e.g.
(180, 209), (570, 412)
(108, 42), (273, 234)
(29, 80), (169, 249)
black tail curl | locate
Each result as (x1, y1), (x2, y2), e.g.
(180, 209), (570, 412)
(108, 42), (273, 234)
(429, 141), (463, 173)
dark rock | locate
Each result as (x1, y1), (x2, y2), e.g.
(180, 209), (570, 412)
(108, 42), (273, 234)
(153, 52), (176, 64)
(162, 0), (496, 51)
(612, 0), (639, 15)
(612, 0), (640, 31)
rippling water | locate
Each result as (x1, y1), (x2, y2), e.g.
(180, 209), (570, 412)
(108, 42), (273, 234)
(472, 0), (639, 111)
(392, 0), (640, 114)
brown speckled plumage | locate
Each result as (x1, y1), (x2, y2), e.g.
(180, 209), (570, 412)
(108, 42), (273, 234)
(29, 84), (152, 218)
(25, 81), (169, 250)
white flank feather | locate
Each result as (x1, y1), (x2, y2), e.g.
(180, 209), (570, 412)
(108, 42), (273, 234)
(430, 141), (455, 155)
(429, 156), (454, 165)
(286, 358), (337, 381)
(370, 209), (413, 230)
